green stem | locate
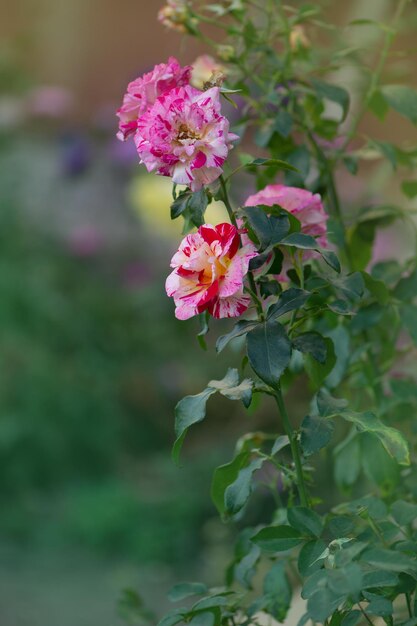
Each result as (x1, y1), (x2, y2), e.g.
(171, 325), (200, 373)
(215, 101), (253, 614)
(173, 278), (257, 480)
(358, 605), (374, 626)
(336, 0), (409, 158)
(406, 592), (413, 619)
(274, 386), (309, 507)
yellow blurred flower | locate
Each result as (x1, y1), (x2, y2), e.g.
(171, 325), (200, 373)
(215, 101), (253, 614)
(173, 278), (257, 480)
(191, 55), (226, 90)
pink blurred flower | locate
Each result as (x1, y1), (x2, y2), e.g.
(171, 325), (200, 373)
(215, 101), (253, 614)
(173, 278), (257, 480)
(116, 57), (191, 141)
(245, 184), (328, 279)
(166, 223), (257, 320)
(135, 85), (238, 191)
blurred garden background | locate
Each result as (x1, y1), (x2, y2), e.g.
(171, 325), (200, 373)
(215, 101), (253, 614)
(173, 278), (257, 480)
(0, 1), (416, 625)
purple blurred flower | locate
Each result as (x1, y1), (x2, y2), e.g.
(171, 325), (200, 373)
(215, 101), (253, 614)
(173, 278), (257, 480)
(60, 133), (91, 176)
(27, 86), (73, 118)
(121, 262), (151, 290)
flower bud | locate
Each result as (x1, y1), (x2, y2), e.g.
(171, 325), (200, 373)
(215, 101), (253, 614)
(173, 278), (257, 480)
(216, 44), (235, 62)
(158, 0), (193, 34)
(289, 25), (310, 52)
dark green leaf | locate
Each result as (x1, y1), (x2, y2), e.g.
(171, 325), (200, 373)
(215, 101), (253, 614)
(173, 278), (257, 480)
(320, 249), (341, 273)
(263, 561), (292, 621)
(244, 206), (290, 250)
(225, 456), (265, 515)
(288, 506), (323, 537)
(391, 500), (417, 526)
(307, 588), (342, 623)
(361, 548), (417, 573)
(400, 305), (417, 344)
(341, 410), (410, 466)
(251, 525), (304, 552)
(267, 288), (310, 320)
(301, 414), (334, 456)
(168, 583), (208, 602)
(304, 337), (336, 388)
(363, 592), (393, 616)
(280, 232), (318, 249)
(298, 540), (327, 576)
(334, 432), (361, 489)
(173, 387), (216, 463)
(247, 321), (292, 388)
(211, 452), (248, 516)
(368, 89), (389, 121)
(216, 320), (259, 353)
(293, 332), (327, 364)
(312, 79), (350, 121)
(245, 158), (298, 171)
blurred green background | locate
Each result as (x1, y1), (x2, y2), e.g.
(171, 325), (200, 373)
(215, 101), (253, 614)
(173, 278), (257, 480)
(0, 1), (416, 625)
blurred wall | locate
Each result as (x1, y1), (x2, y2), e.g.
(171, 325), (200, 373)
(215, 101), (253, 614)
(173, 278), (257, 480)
(0, 0), (203, 119)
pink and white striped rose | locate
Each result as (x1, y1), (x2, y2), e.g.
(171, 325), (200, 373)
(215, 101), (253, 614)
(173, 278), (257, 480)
(116, 57), (191, 141)
(135, 85), (238, 191)
(166, 223), (257, 320)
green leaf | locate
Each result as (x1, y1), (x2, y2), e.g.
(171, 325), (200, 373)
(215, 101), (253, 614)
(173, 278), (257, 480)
(157, 610), (186, 626)
(263, 561), (292, 621)
(251, 525), (304, 552)
(341, 611), (361, 626)
(311, 79), (350, 121)
(298, 540), (328, 576)
(247, 321), (292, 388)
(361, 433), (399, 493)
(402, 181), (417, 199)
(361, 548), (417, 573)
(320, 249), (341, 273)
(288, 507), (323, 537)
(211, 452), (248, 516)
(280, 232), (318, 249)
(334, 432), (361, 489)
(341, 410), (410, 466)
(274, 111), (293, 138)
(245, 157), (298, 171)
(328, 563), (363, 597)
(293, 332), (327, 364)
(304, 337), (336, 389)
(400, 305), (417, 344)
(171, 189), (209, 227)
(188, 611), (217, 626)
(301, 414), (334, 456)
(362, 592), (393, 616)
(361, 272), (390, 305)
(224, 456), (265, 515)
(173, 387), (216, 463)
(244, 206), (290, 250)
(307, 588), (343, 623)
(368, 89), (389, 121)
(267, 288), (310, 320)
(391, 500), (417, 526)
(362, 570), (399, 589)
(216, 320), (258, 353)
(381, 85), (417, 125)
(271, 435), (290, 455)
(168, 583), (208, 602)
(173, 369), (253, 463)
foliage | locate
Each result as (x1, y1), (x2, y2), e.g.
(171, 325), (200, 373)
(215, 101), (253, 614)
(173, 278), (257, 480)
(126, 1), (417, 625)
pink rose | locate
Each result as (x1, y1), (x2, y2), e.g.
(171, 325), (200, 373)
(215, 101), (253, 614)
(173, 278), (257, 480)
(166, 223), (257, 320)
(135, 85), (238, 191)
(244, 184), (328, 279)
(116, 57), (191, 141)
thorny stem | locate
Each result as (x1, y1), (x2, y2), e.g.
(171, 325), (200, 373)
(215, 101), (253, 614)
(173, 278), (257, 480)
(274, 386), (309, 508)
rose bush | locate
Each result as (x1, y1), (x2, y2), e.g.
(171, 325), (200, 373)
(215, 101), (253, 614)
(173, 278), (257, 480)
(117, 2), (417, 626)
